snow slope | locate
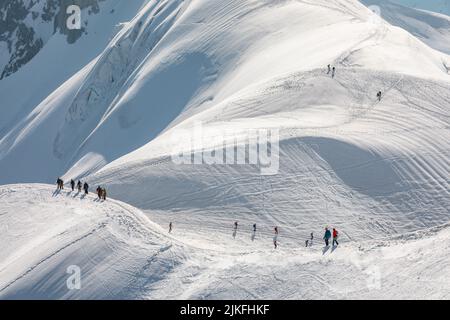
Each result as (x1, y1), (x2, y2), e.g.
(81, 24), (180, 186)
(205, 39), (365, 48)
(362, 0), (450, 55)
(1, 0), (450, 299)
(389, 0), (450, 16)
(0, 0), (149, 182)
(0, 184), (449, 299)
(0, 184), (187, 299)
(1, 0), (450, 184)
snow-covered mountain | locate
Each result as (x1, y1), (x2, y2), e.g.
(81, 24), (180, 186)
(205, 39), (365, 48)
(0, 0), (449, 299)
(0, 0), (110, 80)
(387, 0), (450, 16)
(362, 0), (450, 54)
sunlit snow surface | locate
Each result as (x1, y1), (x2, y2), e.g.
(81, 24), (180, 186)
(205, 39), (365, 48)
(390, 0), (450, 15)
(0, 0), (449, 299)
(0, 184), (449, 299)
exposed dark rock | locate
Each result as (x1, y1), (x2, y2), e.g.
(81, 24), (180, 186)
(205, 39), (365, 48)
(0, 0), (106, 80)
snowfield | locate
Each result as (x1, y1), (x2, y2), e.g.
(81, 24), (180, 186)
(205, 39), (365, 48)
(1, 0), (450, 184)
(0, 184), (449, 299)
(362, 0), (450, 55)
(0, 0), (449, 299)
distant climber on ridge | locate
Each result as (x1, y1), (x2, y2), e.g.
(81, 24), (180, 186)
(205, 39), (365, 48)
(332, 67), (336, 78)
(377, 91), (382, 101)
(83, 182), (89, 195)
(77, 180), (82, 192)
(70, 179), (75, 191)
(306, 232), (314, 247)
(327, 64), (331, 74)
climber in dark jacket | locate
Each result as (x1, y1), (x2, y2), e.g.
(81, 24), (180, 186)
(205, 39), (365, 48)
(323, 227), (332, 246)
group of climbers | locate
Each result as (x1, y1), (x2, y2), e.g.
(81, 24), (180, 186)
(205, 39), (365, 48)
(228, 222), (340, 250)
(327, 64), (336, 78)
(327, 65), (383, 101)
(56, 177), (103, 199)
(323, 227), (339, 247)
(59, 178), (341, 250)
